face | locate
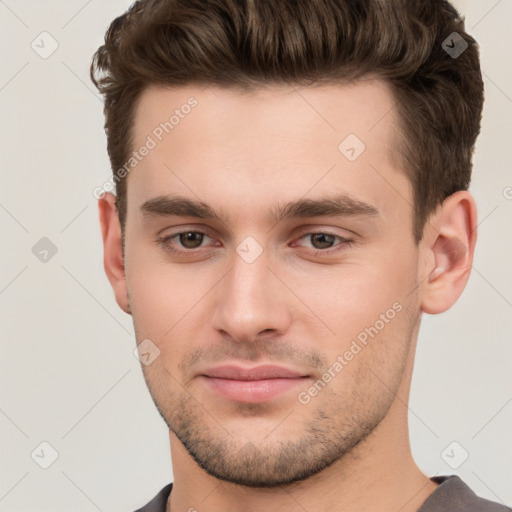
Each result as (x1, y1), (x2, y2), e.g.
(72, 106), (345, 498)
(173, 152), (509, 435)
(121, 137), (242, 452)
(123, 80), (422, 487)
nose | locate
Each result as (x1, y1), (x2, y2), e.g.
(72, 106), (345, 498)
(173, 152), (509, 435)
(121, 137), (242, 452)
(211, 248), (293, 344)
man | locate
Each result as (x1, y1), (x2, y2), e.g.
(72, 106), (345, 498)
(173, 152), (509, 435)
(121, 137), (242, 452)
(91, 0), (510, 511)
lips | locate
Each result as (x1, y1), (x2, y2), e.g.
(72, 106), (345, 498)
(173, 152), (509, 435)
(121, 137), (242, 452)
(201, 364), (307, 380)
(199, 364), (311, 403)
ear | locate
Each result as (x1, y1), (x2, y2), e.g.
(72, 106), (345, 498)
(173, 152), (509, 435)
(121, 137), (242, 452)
(98, 193), (131, 315)
(419, 190), (477, 314)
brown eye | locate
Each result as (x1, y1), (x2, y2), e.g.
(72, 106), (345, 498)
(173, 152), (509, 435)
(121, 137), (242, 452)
(309, 233), (336, 249)
(179, 232), (205, 249)
(157, 230), (215, 255)
(292, 231), (354, 255)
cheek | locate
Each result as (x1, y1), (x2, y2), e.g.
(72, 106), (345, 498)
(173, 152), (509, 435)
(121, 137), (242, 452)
(125, 244), (182, 337)
(304, 299), (415, 413)
(305, 257), (415, 331)
(299, 250), (418, 372)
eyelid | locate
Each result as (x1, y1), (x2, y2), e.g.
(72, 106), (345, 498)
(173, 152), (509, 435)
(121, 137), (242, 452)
(292, 224), (357, 239)
(156, 223), (218, 237)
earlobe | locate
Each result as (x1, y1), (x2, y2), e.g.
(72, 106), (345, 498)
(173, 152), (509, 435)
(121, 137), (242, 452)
(98, 193), (131, 315)
(420, 191), (477, 315)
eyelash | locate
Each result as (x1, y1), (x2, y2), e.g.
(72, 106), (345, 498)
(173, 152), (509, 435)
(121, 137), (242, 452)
(156, 229), (354, 256)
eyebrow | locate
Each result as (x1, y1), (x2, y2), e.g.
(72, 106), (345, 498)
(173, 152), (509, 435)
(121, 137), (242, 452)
(139, 193), (379, 225)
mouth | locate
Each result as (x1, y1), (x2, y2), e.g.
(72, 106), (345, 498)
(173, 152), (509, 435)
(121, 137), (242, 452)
(199, 364), (312, 403)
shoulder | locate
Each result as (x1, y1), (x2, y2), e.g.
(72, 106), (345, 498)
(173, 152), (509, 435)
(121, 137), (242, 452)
(132, 483), (173, 512)
(419, 475), (511, 512)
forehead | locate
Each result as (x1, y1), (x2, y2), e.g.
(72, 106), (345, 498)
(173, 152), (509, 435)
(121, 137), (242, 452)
(132, 79), (399, 151)
(127, 80), (409, 227)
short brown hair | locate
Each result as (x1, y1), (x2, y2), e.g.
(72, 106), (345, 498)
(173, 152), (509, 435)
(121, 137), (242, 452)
(91, 0), (484, 244)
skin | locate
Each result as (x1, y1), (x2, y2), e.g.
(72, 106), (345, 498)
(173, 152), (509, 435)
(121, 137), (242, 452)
(99, 79), (477, 512)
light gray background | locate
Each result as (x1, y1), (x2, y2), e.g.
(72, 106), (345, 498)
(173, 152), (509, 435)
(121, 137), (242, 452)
(0, 1), (511, 511)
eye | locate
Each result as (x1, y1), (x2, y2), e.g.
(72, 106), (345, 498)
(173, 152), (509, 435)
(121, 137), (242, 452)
(156, 229), (354, 257)
(292, 231), (354, 254)
(157, 230), (217, 254)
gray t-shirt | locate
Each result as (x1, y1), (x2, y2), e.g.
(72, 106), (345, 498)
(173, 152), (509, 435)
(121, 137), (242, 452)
(133, 475), (511, 512)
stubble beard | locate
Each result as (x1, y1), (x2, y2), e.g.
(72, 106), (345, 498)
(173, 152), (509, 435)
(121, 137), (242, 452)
(144, 368), (394, 488)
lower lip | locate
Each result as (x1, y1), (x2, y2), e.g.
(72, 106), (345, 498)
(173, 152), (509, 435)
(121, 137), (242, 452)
(201, 376), (309, 403)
